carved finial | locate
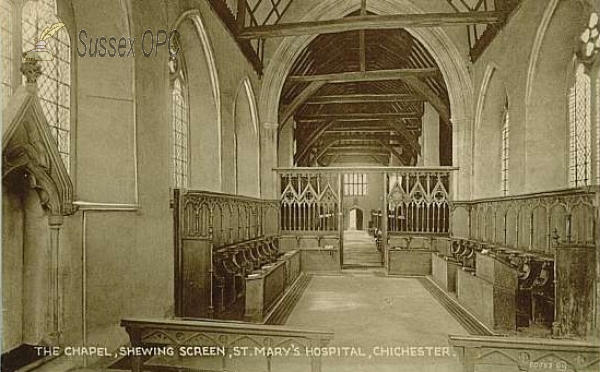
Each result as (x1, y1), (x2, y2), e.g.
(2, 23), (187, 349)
(551, 227), (560, 246)
(20, 57), (42, 84)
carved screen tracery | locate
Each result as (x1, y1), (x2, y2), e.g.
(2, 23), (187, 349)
(387, 171), (450, 233)
(279, 172), (339, 232)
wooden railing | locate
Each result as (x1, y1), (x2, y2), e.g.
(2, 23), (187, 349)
(173, 190), (279, 318)
(277, 167), (455, 235)
(386, 169), (452, 234)
(453, 188), (597, 254)
(121, 318), (333, 372)
(278, 170), (341, 233)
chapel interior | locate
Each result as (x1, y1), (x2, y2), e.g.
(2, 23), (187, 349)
(1, 0), (600, 371)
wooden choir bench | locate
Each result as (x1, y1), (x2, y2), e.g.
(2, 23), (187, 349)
(213, 237), (301, 322)
(435, 238), (555, 332)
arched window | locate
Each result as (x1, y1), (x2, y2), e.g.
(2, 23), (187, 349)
(501, 95), (509, 195)
(569, 64), (592, 187)
(169, 37), (189, 189)
(1, 0), (12, 105)
(22, 0), (71, 172)
(569, 12), (599, 187)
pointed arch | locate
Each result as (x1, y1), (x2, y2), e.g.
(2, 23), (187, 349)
(171, 10), (223, 190)
(473, 64), (509, 199)
(234, 77), (260, 197)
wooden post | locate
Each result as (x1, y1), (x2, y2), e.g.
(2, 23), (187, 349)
(128, 327), (143, 372)
(47, 215), (63, 346)
(338, 172), (344, 267)
(382, 172), (389, 268)
(236, 0), (247, 29)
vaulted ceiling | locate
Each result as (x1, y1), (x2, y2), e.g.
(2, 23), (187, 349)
(280, 16), (451, 166)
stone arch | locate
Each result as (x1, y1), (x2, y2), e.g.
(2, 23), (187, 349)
(259, 0), (472, 126)
(525, 0), (589, 191)
(172, 10), (223, 190)
(2, 85), (74, 353)
(473, 64), (508, 199)
(258, 0), (474, 199)
(234, 77), (260, 197)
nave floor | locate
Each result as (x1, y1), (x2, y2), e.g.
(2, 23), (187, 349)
(284, 271), (468, 372)
(38, 270), (468, 372)
(342, 230), (381, 267)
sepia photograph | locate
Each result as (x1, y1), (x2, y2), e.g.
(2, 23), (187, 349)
(1, 0), (599, 371)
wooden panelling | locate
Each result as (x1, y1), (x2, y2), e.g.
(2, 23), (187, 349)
(387, 249), (434, 276)
(554, 243), (596, 338)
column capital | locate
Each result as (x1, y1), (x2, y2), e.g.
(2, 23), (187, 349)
(262, 122), (279, 131)
(450, 116), (473, 126)
(48, 215), (64, 227)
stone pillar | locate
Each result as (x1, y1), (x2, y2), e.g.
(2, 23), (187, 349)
(381, 172), (389, 267)
(452, 117), (474, 201)
(423, 103), (440, 166)
(278, 121), (294, 167)
(416, 134), (424, 166)
(46, 215), (63, 345)
(260, 122), (279, 199)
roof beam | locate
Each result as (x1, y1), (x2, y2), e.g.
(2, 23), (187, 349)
(321, 133), (404, 140)
(297, 112), (420, 121)
(294, 120), (336, 164)
(314, 139), (338, 163)
(326, 148), (390, 155)
(238, 12), (506, 39)
(386, 120), (420, 156)
(287, 68), (439, 83)
(306, 94), (423, 105)
(400, 76), (450, 123)
(279, 81), (326, 128)
(297, 117), (419, 124)
(378, 139), (404, 164)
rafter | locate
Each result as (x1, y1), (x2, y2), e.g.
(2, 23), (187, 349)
(287, 68), (440, 83)
(296, 112), (420, 121)
(297, 117), (419, 124)
(386, 120), (420, 156)
(279, 81), (326, 127)
(326, 148), (389, 155)
(314, 139), (339, 163)
(400, 76), (450, 123)
(238, 11), (506, 39)
(306, 93), (423, 105)
(294, 120), (336, 164)
(321, 133), (404, 141)
(377, 139), (404, 164)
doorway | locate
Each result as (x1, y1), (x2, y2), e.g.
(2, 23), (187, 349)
(348, 207), (364, 230)
(341, 174), (383, 267)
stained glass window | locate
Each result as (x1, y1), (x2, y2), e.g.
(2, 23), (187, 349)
(501, 95), (509, 196)
(344, 173), (368, 196)
(568, 64), (592, 187)
(1, 0), (12, 106)
(170, 39), (189, 189)
(22, 0), (71, 172)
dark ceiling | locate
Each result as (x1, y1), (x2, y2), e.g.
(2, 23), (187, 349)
(280, 19), (452, 167)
